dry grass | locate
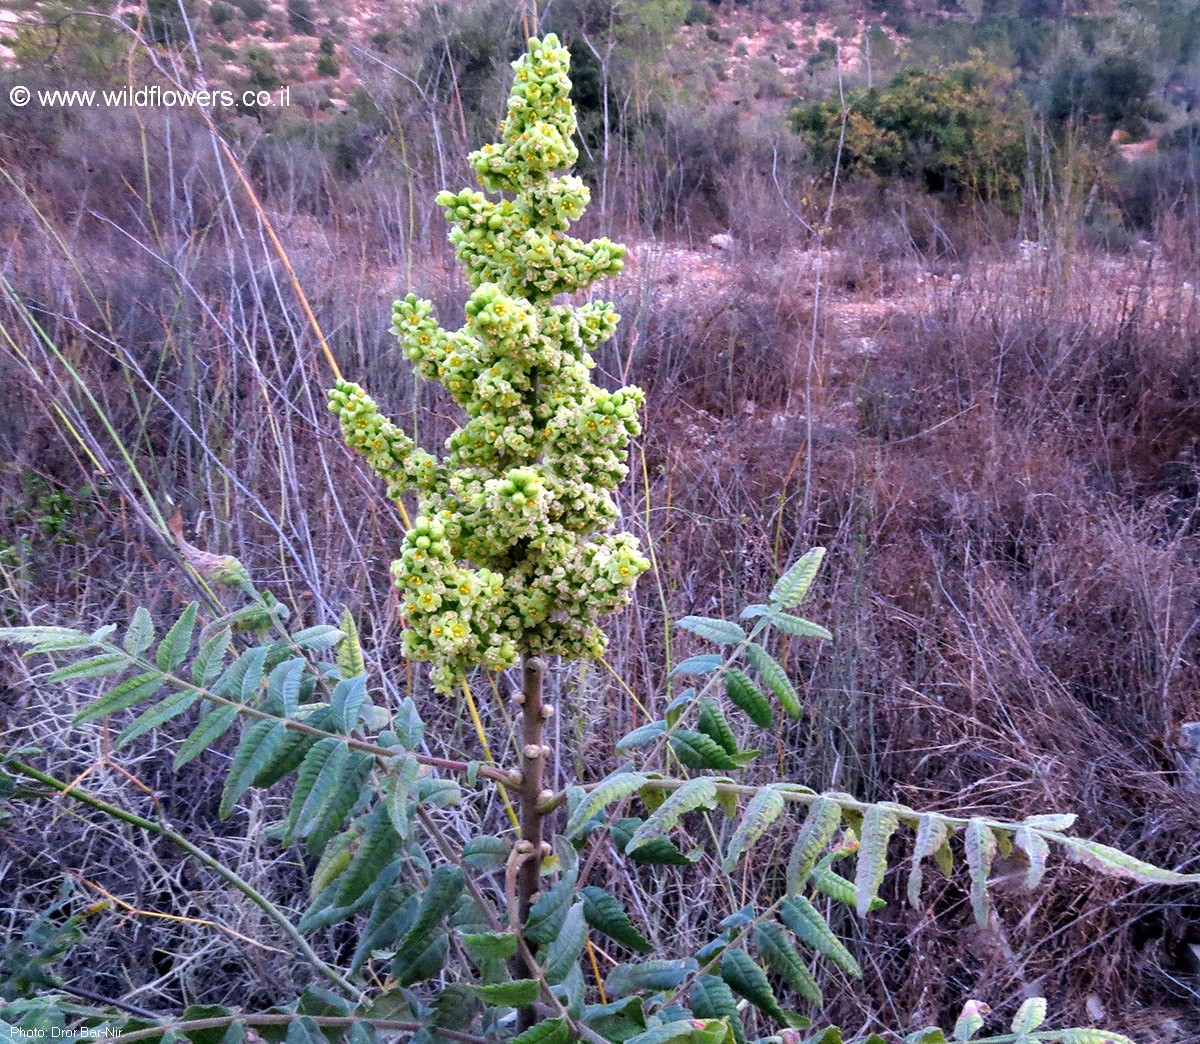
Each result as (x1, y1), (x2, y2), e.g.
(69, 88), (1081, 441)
(1, 88), (1199, 1039)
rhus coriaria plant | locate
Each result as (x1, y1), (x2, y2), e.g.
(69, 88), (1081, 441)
(5, 34), (1200, 1044)
(329, 34), (648, 693)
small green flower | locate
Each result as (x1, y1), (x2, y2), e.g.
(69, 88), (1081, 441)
(329, 35), (648, 693)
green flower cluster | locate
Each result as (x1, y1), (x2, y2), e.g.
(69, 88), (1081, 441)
(329, 35), (649, 692)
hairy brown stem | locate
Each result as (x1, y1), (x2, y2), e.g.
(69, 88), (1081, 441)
(515, 654), (548, 1032)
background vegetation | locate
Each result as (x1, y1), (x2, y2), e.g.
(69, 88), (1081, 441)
(2, 0), (1199, 1038)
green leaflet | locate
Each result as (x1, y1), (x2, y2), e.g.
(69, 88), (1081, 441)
(219, 720), (286, 819)
(671, 654), (726, 677)
(174, 704), (238, 770)
(267, 658), (305, 717)
(616, 721), (668, 752)
(722, 785), (786, 873)
(337, 608), (366, 679)
(306, 752), (373, 856)
(566, 771), (647, 838)
(689, 975), (746, 1044)
(47, 652), (129, 682)
(123, 606), (155, 656)
(780, 897), (862, 978)
(393, 697), (425, 749)
(745, 643), (802, 720)
(605, 958), (697, 998)
(285, 1017), (327, 1044)
(350, 892), (414, 974)
(461, 931), (519, 961)
(299, 849), (399, 934)
(156, 602), (198, 673)
(253, 717), (323, 789)
(432, 984), (481, 1031)
(580, 886), (652, 953)
(462, 836), (509, 871)
(116, 688), (199, 747)
(471, 980), (540, 1007)
(283, 737), (349, 843)
(952, 1000), (987, 1041)
(1058, 1031), (1137, 1044)
(331, 675), (367, 732)
(525, 841), (580, 945)
(543, 900), (588, 984)
(676, 616), (747, 645)
(720, 947), (787, 1024)
(192, 628), (232, 687)
(723, 669), (772, 728)
(290, 625), (346, 654)
(611, 819), (702, 866)
(0, 625), (87, 647)
(786, 797), (842, 894)
(511, 1018), (572, 1044)
(754, 921), (822, 1007)
(854, 806), (899, 917)
(964, 820), (997, 927)
(386, 753), (421, 840)
(626, 778), (719, 854)
(211, 646), (268, 704)
(416, 775), (461, 809)
(907, 815), (951, 909)
(335, 808), (399, 907)
(584, 997), (649, 1044)
(811, 866), (883, 912)
(394, 929), (448, 987)
(1014, 826), (1050, 891)
(309, 831), (354, 900)
(1010, 998), (1047, 1034)
(1056, 835), (1200, 884)
(672, 657), (724, 681)
(1021, 813), (1077, 831)
(74, 672), (164, 724)
(670, 731), (753, 771)
(395, 865), (464, 958)
(624, 1021), (733, 1044)
(768, 614), (832, 641)
(770, 548), (826, 608)
(697, 700), (738, 756)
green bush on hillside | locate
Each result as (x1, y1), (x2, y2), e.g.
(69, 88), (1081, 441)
(792, 58), (1028, 201)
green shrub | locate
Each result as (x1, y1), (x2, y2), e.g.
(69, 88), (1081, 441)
(287, 0), (315, 34)
(243, 43), (281, 91)
(229, 0), (266, 22)
(793, 58), (1029, 201)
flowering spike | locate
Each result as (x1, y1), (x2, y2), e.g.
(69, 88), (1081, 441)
(329, 35), (649, 693)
